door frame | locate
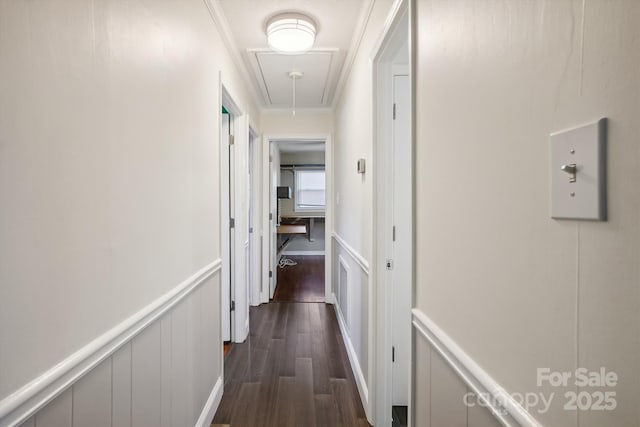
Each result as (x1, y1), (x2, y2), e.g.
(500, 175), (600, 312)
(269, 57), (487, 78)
(261, 134), (333, 304)
(220, 81), (251, 344)
(371, 0), (412, 425)
(248, 126), (262, 307)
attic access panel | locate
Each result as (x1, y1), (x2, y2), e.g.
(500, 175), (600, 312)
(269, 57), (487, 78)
(254, 51), (334, 107)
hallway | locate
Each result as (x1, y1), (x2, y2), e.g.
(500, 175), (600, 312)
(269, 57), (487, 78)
(212, 302), (369, 427)
(273, 256), (325, 303)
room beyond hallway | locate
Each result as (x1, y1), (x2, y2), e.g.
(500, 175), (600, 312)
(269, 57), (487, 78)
(273, 255), (325, 303)
(212, 302), (369, 427)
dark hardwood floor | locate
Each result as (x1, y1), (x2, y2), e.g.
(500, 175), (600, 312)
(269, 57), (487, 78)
(212, 302), (370, 427)
(273, 255), (325, 303)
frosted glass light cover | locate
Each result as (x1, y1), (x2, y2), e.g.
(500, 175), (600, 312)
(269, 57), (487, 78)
(267, 14), (316, 53)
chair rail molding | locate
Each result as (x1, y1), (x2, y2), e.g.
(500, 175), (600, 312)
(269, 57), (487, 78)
(0, 259), (223, 426)
(412, 308), (543, 427)
(332, 232), (370, 274)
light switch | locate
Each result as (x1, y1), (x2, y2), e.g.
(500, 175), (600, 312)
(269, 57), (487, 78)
(550, 118), (607, 220)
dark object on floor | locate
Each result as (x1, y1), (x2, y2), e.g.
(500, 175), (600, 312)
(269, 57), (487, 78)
(392, 405), (408, 427)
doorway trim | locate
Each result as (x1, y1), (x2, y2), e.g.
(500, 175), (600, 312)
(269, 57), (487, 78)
(371, 0), (412, 425)
(261, 134), (333, 304)
(220, 81), (250, 344)
(248, 126), (262, 307)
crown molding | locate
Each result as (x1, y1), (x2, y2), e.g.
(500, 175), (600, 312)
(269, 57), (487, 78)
(202, 0), (267, 109)
(331, 0), (376, 109)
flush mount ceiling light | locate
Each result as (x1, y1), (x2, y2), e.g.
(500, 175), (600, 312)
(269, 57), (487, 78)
(266, 13), (316, 54)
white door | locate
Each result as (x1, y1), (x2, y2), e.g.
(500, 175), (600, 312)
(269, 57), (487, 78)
(248, 132), (256, 306)
(391, 73), (411, 406)
(269, 144), (278, 298)
(221, 111), (235, 342)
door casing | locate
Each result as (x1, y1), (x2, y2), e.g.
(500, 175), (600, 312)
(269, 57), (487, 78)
(371, 0), (413, 425)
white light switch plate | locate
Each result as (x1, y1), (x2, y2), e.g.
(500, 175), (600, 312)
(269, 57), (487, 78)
(550, 118), (607, 220)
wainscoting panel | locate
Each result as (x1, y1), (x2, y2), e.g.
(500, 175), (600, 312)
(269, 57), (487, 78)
(331, 233), (370, 421)
(171, 297), (190, 427)
(413, 327), (431, 427)
(35, 389), (72, 427)
(413, 308), (533, 427)
(2, 261), (222, 427)
(468, 404), (504, 427)
(160, 316), (172, 427)
(72, 358), (112, 427)
(338, 255), (350, 329)
(430, 346), (467, 427)
(132, 322), (162, 427)
(112, 343), (132, 427)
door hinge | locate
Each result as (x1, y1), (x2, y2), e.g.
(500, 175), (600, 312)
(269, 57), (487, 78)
(230, 301), (236, 311)
(269, 155), (273, 162)
(393, 103), (396, 120)
(228, 135), (235, 145)
(249, 227), (254, 233)
(269, 270), (273, 278)
(269, 213), (273, 221)
(230, 218), (235, 228)
(392, 346), (395, 362)
(392, 226), (396, 242)
(386, 259), (393, 270)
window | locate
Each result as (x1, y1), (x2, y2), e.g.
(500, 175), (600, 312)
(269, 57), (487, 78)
(295, 169), (326, 211)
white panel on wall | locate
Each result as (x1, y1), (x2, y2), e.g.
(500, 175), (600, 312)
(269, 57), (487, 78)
(112, 342), (132, 427)
(468, 404), (503, 427)
(201, 276), (220, 393)
(171, 299), (189, 427)
(131, 323), (162, 427)
(35, 388), (72, 427)
(18, 418), (34, 427)
(338, 256), (349, 328)
(413, 331), (431, 427)
(357, 269), (368, 380)
(430, 350), (467, 427)
(160, 315), (173, 427)
(188, 288), (204, 423)
(72, 359), (112, 427)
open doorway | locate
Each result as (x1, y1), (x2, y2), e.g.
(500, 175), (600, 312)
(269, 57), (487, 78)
(272, 141), (326, 302)
(372, 1), (411, 426)
(220, 85), (252, 367)
(261, 136), (333, 305)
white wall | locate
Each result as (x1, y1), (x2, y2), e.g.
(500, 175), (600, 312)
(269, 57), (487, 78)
(0, 0), (259, 423)
(413, 1), (640, 426)
(331, 0), (395, 420)
(261, 109), (334, 135)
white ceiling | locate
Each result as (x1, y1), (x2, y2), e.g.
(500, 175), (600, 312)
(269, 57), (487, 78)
(216, 0), (373, 110)
(278, 141), (325, 153)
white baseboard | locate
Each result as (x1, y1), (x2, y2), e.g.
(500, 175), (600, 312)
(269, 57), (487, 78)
(332, 294), (370, 420)
(281, 250), (325, 256)
(0, 260), (222, 426)
(412, 308), (542, 427)
(195, 376), (223, 427)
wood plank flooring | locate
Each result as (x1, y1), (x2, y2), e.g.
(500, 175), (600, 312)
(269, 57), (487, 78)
(274, 256), (325, 302)
(212, 302), (370, 427)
